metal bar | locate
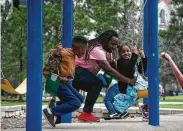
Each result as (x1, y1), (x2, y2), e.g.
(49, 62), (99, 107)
(143, 0), (149, 104)
(147, 0), (159, 126)
(61, 0), (73, 123)
(26, 0), (43, 130)
(62, 0), (73, 48)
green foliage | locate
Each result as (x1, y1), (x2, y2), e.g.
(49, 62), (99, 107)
(74, 0), (142, 45)
(1, 0), (142, 86)
(1, 2), (27, 82)
(159, 2), (183, 84)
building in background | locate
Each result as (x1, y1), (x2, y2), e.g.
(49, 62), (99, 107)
(158, 0), (174, 30)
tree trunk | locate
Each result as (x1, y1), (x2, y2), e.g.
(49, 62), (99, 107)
(163, 80), (166, 100)
(19, 44), (24, 101)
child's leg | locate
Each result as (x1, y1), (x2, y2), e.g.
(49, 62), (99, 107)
(51, 84), (82, 116)
(43, 83), (82, 127)
(104, 83), (120, 115)
(54, 81), (84, 125)
(48, 95), (56, 108)
(68, 81), (84, 103)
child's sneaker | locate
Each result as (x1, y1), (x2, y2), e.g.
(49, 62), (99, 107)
(55, 116), (61, 124)
(78, 112), (100, 122)
(104, 113), (120, 120)
(139, 104), (148, 118)
(43, 108), (55, 127)
(142, 114), (149, 121)
(119, 111), (129, 119)
(139, 104), (149, 121)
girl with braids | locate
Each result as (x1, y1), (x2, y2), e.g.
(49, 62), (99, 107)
(115, 44), (148, 120)
(73, 30), (136, 122)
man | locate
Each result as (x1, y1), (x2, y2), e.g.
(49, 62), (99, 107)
(73, 30), (136, 122)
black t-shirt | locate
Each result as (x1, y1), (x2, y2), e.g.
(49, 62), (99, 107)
(117, 53), (147, 94)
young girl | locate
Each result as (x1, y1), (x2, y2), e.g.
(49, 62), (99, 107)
(103, 45), (141, 120)
(116, 44), (148, 120)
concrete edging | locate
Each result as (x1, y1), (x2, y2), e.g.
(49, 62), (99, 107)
(1, 105), (183, 118)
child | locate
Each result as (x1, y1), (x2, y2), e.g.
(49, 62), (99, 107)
(103, 74), (130, 120)
(116, 44), (148, 120)
(42, 36), (87, 127)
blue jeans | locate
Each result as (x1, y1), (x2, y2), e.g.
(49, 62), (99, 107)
(104, 83), (120, 115)
(51, 81), (84, 116)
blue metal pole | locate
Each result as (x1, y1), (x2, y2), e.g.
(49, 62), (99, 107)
(143, 0), (149, 104)
(62, 0), (73, 48)
(61, 0), (73, 123)
(26, 0), (43, 130)
(148, 0), (159, 126)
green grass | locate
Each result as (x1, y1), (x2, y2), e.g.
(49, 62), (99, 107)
(139, 95), (183, 102)
(159, 95), (183, 102)
(160, 104), (183, 109)
(1, 101), (48, 106)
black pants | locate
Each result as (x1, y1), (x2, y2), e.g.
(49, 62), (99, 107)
(73, 67), (103, 113)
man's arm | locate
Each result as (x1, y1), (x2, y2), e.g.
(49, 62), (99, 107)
(97, 60), (135, 85)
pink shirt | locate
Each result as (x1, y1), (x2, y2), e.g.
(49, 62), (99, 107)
(75, 46), (107, 74)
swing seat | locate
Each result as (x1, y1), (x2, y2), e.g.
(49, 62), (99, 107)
(137, 89), (148, 98)
(1, 79), (27, 94)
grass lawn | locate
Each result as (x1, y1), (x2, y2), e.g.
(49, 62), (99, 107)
(138, 95), (183, 102)
(159, 95), (183, 102)
(1, 101), (48, 106)
(160, 104), (183, 109)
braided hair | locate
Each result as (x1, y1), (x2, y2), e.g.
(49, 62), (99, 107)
(85, 30), (119, 61)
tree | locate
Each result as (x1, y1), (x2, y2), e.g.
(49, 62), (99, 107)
(43, 0), (63, 54)
(74, 0), (143, 45)
(1, 0), (144, 98)
(159, 0), (183, 93)
(1, 2), (27, 83)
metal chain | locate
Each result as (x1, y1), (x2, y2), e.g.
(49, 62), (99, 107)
(60, 0), (63, 42)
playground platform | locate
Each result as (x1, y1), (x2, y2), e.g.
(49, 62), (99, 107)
(2, 114), (183, 131)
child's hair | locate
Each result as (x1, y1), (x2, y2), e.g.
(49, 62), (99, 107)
(118, 44), (131, 53)
(72, 36), (88, 45)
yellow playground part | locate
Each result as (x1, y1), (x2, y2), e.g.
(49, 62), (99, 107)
(137, 89), (148, 98)
(1, 79), (27, 94)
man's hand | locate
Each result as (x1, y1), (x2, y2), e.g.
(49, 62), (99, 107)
(97, 60), (134, 84)
(129, 78), (136, 85)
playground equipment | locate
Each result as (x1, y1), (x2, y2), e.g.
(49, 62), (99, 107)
(26, 0), (73, 130)
(1, 71), (27, 94)
(161, 52), (183, 90)
(26, 0), (159, 130)
(1, 78), (27, 94)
